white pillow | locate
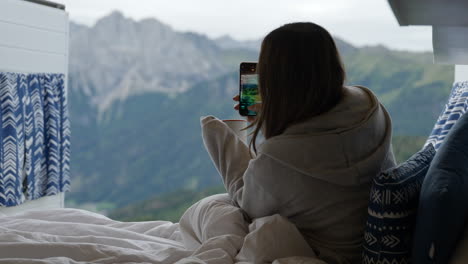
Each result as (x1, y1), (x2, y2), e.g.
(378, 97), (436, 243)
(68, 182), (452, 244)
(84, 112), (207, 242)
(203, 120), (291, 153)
(179, 193), (249, 250)
(235, 214), (320, 264)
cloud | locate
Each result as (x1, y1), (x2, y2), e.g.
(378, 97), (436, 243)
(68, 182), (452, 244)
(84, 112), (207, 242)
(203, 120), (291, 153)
(58, 0), (432, 51)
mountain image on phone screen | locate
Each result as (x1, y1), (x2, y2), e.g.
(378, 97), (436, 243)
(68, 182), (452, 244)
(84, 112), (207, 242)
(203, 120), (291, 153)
(239, 62), (260, 116)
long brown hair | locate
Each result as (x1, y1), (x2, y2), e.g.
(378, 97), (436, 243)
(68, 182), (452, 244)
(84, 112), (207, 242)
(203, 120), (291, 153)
(249, 22), (346, 153)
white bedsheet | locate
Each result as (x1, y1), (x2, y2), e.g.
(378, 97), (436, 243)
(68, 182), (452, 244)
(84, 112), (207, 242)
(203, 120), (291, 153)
(0, 201), (326, 264)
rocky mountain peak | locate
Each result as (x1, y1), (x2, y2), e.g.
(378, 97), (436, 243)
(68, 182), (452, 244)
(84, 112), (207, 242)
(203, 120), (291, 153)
(214, 35), (262, 51)
(69, 12), (227, 115)
(99, 10), (126, 22)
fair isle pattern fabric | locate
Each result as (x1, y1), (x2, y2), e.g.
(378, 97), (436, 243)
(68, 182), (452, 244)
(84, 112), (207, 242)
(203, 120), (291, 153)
(425, 81), (468, 150)
(362, 144), (435, 264)
(0, 73), (70, 207)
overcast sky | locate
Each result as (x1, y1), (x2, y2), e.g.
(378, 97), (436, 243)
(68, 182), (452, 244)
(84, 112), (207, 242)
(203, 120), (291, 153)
(57, 0), (433, 52)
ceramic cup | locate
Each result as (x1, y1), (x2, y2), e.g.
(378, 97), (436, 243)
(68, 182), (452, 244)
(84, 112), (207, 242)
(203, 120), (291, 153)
(222, 119), (248, 144)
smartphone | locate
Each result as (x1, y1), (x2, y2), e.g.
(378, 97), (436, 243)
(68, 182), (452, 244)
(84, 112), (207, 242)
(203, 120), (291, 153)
(239, 62), (260, 116)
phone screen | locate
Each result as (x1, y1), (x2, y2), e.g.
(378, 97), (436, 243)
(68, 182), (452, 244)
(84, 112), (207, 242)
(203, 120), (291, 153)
(239, 62), (260, 116)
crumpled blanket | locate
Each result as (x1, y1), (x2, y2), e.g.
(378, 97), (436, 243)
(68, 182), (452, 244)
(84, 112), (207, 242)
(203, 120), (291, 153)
(0, 194), (327, 264)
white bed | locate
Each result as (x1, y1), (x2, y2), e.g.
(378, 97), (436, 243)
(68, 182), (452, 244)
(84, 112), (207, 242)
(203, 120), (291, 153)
(0, 194), (326, 264)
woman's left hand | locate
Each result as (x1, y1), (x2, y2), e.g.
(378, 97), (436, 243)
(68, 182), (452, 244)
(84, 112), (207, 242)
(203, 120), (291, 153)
(233, 95), (260, 123)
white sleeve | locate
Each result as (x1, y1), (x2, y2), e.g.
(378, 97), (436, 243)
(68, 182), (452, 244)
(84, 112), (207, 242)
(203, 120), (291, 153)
(233, 154), (284, 219)
(201, 116), (282, 219)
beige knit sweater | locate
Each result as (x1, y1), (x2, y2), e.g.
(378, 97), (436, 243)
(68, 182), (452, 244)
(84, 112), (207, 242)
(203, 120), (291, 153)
(201, 85), (395, 264)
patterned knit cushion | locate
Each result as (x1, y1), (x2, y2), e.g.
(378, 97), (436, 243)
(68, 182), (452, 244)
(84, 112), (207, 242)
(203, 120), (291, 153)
(412, 112), (468, 264)
(362, 144), (436, 264)
(426, 81), (468, 150)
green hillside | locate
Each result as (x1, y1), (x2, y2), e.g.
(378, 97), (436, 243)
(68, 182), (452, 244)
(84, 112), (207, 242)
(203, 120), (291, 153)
(392, 135), (428, 163)
(68, 73), (237, 207)
(343, 46), (453, 135)
(109, 186), (225, 222)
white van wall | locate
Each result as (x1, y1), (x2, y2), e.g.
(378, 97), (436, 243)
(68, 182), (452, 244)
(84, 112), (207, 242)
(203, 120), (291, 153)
(0, 0), (69, 215)
(0, 0), (68, 74)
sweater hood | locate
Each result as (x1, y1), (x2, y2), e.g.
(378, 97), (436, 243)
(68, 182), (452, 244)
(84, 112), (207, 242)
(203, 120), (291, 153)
(258, 86), (393, 186)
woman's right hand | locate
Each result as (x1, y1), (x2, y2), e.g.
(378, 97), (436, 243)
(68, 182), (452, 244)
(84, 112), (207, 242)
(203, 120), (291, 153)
(233, 95), (260, 123)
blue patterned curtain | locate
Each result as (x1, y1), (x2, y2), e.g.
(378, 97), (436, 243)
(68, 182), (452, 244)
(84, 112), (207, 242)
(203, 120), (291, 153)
(0, 73), (70, 207)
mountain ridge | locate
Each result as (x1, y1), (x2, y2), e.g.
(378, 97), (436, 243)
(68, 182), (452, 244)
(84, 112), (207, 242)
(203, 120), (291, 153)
(69, 11), (228, 115)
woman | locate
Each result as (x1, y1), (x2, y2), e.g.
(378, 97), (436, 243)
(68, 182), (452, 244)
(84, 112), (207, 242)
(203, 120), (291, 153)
(201, 22), (395, 264)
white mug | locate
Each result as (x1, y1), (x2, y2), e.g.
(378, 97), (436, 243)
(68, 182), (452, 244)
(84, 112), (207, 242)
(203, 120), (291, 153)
(223, 119), (248, 144)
